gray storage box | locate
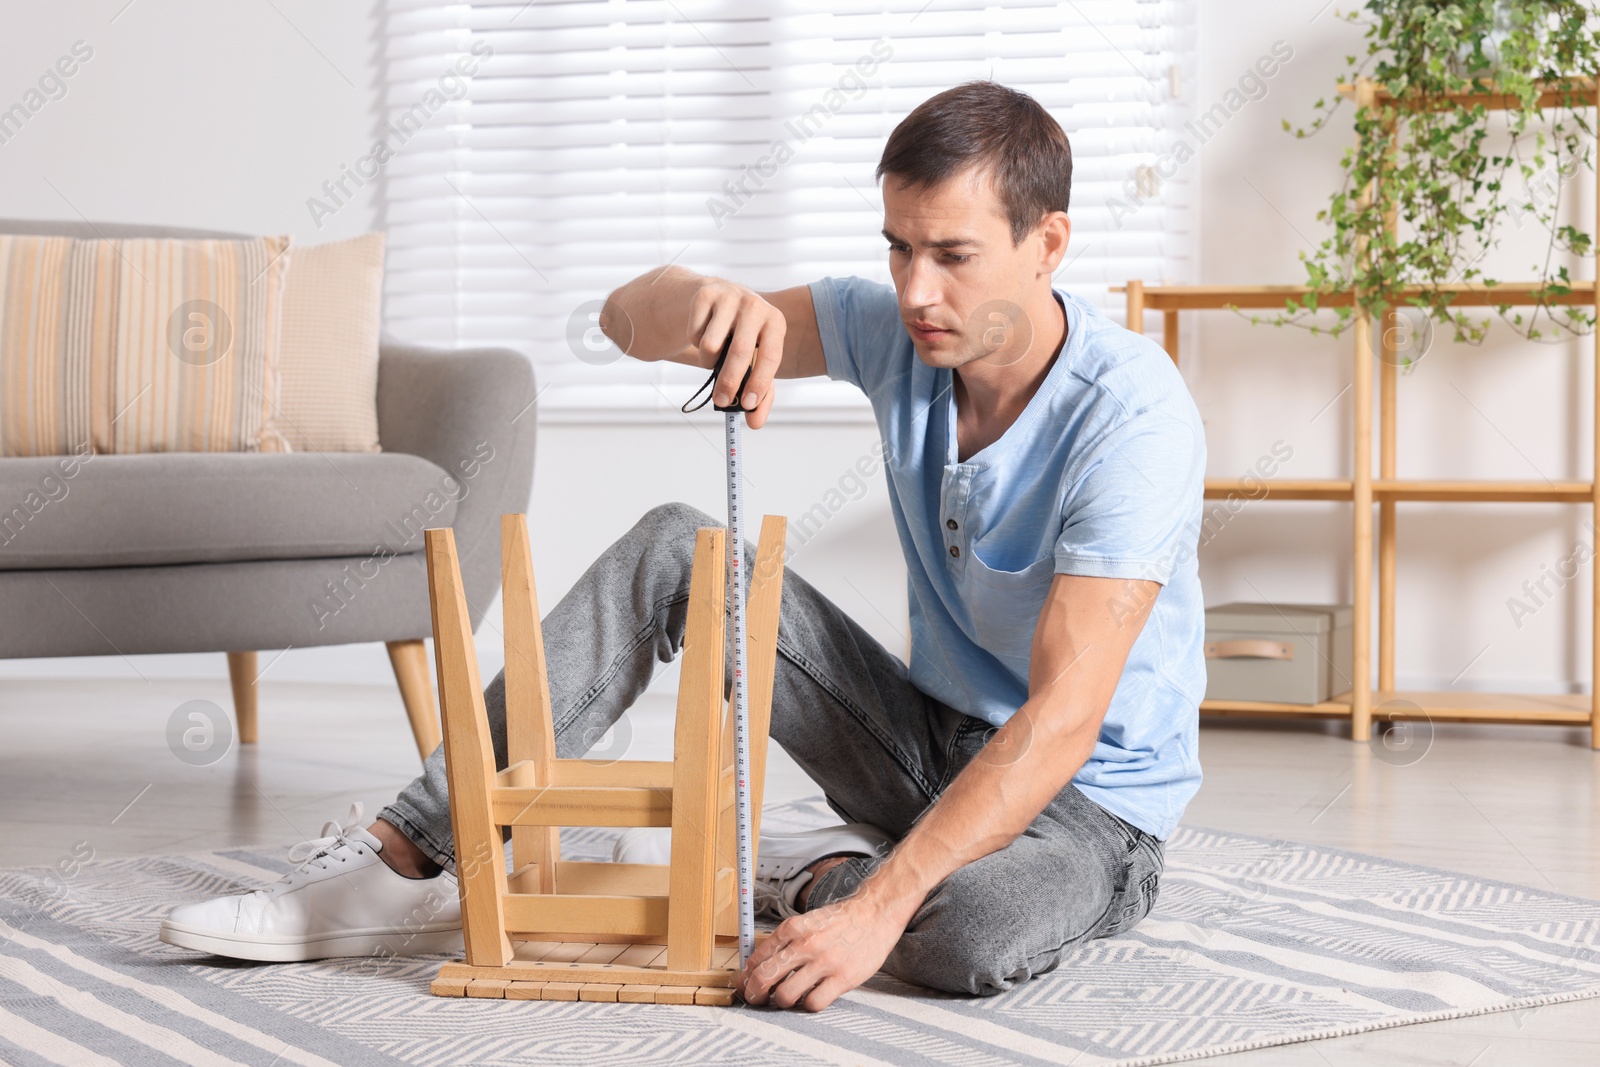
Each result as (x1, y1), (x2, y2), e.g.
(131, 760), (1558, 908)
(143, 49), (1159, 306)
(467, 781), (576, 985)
(1203, 602), (1354, 704)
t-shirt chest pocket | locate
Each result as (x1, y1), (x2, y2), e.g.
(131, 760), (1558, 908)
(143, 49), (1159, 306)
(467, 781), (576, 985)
(963, 547), (1057, 664)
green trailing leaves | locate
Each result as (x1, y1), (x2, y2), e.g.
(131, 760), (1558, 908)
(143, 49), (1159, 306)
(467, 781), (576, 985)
(1265, 0), (1600, 362)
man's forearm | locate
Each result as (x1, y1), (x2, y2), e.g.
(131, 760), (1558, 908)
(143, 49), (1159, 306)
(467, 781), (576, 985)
(850, 691), (1102, 926)
(600, 264), (710, 363)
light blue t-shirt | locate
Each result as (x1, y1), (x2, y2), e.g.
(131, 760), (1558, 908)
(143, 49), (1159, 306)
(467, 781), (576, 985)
(808, 275), (1207, 840)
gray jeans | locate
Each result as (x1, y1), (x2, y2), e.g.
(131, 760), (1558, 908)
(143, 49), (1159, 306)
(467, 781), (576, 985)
(380, 501), (1165, 996)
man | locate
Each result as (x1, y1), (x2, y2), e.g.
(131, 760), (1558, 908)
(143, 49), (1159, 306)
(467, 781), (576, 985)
(162, 80), (1206, 1012)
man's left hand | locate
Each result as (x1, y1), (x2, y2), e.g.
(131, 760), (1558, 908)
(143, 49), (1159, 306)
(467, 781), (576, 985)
(735, 894), (905, 1011)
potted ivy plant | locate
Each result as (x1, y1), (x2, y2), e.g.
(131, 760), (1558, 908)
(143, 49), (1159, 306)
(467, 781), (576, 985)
(1259, 0), (1600, 365)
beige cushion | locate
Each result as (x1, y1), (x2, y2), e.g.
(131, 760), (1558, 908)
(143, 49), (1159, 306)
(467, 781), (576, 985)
(272, 233), (386, 453)
(0, 234), (292, 456)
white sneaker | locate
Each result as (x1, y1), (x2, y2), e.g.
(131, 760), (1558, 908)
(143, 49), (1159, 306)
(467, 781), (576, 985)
(612, 822), (894, 921)
(159, 804), (463, 962)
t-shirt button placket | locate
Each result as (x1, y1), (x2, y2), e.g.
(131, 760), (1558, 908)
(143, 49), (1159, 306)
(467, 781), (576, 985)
(945, 487), (965, 559)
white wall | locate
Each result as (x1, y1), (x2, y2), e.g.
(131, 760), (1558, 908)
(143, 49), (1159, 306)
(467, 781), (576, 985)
(0, 0), (379, 241)
(1193, 1), (1596, 697)
(3, 1), (1591, 700)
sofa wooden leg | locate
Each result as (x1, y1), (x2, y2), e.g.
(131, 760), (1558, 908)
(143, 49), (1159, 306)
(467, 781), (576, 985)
(226, 651), (259, 744)
(387, 639), (442, 761)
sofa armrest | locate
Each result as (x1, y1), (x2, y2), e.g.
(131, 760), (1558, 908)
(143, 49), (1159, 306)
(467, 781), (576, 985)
(376, 340), (537, 631)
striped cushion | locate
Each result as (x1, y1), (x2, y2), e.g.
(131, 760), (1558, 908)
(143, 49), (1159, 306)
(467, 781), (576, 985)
(0, 234), (292, 456)
(272, 232), (385, 452)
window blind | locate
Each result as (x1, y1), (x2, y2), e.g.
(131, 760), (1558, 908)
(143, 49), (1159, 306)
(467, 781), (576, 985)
(377, 0), (1198, 422)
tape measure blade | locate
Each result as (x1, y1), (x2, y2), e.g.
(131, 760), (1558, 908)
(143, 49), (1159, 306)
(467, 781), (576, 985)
(725, 412), (757, 967)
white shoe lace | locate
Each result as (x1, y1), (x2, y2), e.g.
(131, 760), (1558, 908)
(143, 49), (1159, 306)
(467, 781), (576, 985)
(257, 803), (368, 899)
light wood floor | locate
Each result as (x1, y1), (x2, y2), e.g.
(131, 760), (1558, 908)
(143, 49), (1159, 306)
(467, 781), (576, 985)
(1, 678), (1596, 1064)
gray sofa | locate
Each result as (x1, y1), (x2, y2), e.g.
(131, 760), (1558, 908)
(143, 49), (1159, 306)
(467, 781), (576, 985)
(0, 219), (536, 760)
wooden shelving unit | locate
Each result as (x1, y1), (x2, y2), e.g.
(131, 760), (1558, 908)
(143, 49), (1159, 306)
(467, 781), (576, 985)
(1115, 76), (1600, 747)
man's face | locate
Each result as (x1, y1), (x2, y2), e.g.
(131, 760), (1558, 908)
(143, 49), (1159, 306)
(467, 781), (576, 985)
(881, 165), (1064, 371)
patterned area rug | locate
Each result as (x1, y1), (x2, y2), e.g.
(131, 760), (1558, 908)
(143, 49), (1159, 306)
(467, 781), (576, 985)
(3, 797), (1600, 1067)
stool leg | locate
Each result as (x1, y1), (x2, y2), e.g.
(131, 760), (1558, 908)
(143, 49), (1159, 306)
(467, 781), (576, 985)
(425, 527), (513, 967)
(715, 515), (788, 935)
(502, 514), (561, 894)
(667, 528), (726, 973)
(745, 515), (787, 845)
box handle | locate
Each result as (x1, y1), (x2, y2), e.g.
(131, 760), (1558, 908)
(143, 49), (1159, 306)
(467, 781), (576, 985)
(1205, 638), (1293, 660)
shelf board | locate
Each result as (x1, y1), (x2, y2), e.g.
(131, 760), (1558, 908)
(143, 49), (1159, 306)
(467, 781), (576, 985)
(1373, 479), (1594, 503)
(1202, 479), (1594, 503)
(1112, 284), (1345, 310)
(1205, 478), (1352, 501)
(1375, 690), (1592, 725)
(1200, 690), (1592, 726)
(1336, 77), (1598, 112)
(1110, 281), (1595, 311)
(1201, 691), (1353, 718)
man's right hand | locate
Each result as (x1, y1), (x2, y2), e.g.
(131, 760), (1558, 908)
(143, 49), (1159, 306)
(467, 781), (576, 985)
(601, 265), (827, 431)
(686, 278), (788, 426)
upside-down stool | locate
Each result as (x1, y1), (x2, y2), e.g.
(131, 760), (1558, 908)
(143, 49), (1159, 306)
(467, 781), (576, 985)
(424, 512), (786, 1004)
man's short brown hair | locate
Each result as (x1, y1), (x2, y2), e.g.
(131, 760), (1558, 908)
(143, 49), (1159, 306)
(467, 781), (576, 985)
(875, 80), (1072, 246)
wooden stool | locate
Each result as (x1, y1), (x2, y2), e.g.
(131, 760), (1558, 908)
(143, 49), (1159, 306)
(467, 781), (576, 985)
(423, 512), (786, 1005)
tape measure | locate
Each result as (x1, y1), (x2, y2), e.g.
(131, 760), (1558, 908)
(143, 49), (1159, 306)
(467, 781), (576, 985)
(682, 336), (758, 969)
